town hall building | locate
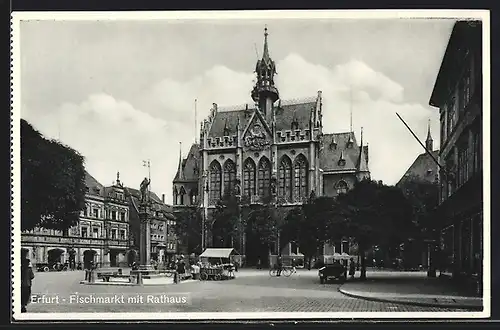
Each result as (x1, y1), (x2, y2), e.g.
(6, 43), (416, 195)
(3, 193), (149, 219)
(173, 28), (370, 266)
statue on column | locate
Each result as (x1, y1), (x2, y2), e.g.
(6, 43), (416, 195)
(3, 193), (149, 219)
(140, 177), (151, 203)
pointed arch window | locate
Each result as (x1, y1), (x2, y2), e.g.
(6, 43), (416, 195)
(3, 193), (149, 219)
(223, 160), (236, 197)
(179, 186), (186, 205)
(293, 155), (308, 202)
(258, 157), (271, 199)
(336, 180), (348, 195)
(209, 161), (222, 204)
(278, 156), (293, 201)
(173, 187), (178, 206)
(190, 189), (197, 205)
(243, 158), (256, 197)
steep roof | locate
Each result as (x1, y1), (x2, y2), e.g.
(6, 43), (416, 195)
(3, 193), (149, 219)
(174, 143), (200, 182)
(429, 21), (482, 107)
(320, 132), (368, 172)
(207, 97), (316, 138)
(124, 187), (175, 220)
(84, 171), (104, 197)
(396, 150), (440, 187)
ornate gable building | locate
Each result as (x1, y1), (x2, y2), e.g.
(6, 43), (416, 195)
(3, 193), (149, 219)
(173, 28), (370, 265)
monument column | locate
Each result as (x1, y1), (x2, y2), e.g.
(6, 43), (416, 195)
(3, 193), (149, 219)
(139, 204), (151, 266)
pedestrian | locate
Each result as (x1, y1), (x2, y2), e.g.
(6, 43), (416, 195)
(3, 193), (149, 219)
(21, 249), (34, 313)
(257, 258), (261, 269)
(349, 257), (356, 279)
(291, 258), (296, 273)
(276, 254), (283, 277)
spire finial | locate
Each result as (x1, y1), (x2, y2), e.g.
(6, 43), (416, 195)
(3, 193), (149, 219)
(360, 127), (363, 146)
(263, 25), (270, 61)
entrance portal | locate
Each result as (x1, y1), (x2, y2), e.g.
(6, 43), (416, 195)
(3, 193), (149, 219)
(83, 250), (97, 269)
(47, 248), (64, 265)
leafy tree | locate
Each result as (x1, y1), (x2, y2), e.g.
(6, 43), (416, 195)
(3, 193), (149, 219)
(337, 179), (414, 280)
(211, 193), (240, 248)
(21, 119), (86, 232)
(173, 207), (204, 254)
(397, 174), (439, 237)
(283, 196), (345, 269)
(246, 204), (279, 255)
(397, 174), (440, 274)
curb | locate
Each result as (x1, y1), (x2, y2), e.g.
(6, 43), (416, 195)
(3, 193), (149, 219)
(79, 279), (197, 287)
(337, 287), (483, 311)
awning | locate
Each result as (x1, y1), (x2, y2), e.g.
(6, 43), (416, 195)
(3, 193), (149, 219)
(199, 248), (239, 259)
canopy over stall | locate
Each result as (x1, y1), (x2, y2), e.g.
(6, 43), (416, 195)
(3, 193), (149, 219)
(199, 248), (240, 265)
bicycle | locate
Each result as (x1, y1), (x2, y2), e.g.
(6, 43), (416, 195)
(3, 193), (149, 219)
(269, 266), (293, 277)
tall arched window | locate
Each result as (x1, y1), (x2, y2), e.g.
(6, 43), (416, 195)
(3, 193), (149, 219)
(336, 180), (348, 195)
(190, 189), (197, 205)
(179, 186), (186, 205)
(293, 155), (308, 202)
(258, 157), (271, 199)
(278, 156), (293, 201)
(243, 158), (256, 197)
(173, 187), (178, 206)
(223, 159), (236, 197)
(209, 161), (222, 204)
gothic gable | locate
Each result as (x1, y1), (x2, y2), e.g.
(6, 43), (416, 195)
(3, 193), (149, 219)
(242, 110), (273, 151)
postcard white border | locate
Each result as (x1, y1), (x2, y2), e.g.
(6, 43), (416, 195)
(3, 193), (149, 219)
(11, 9), (491, 321)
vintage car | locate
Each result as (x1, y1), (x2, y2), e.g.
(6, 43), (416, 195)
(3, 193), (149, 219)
(318, 262), (347, 284)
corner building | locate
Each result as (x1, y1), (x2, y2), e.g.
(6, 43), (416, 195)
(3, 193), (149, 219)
(428, 21), (483, 289)
(173, 29), (370, 265)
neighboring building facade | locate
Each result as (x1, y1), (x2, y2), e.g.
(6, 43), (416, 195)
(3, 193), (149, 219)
(125, 188), (177, 265)
(428, 21), (483, 286)
(173, 28), (370, 265)
(21, 171), (131, 269)
(396, 124), (439, 270)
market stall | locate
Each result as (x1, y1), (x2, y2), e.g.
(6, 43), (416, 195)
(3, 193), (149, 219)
(198, 248), (239, 281)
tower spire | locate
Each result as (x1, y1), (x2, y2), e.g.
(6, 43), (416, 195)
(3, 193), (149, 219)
(177, 142), (184, 180)
(251, 26), (279, 119)
(350, 86), (353, 132)
(263, 25), (270, 63)
(194, 99), (198, 144)
(425, 118), (433, 151)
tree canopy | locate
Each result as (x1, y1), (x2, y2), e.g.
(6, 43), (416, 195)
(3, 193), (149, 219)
(211, 194), (240, 248)
(21, 119), (87, 231)
(173, 207), (204, 254)
(336, 179), (415, 278)
(397, 174), (439, 239)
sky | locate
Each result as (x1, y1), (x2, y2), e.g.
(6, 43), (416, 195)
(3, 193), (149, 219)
(18, 15), (456, 204)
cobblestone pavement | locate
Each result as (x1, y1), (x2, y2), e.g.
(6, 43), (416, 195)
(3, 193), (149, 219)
(24, 269), (474, 313)
(338, 271), (483, 310)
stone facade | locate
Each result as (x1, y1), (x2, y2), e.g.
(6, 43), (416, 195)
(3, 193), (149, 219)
(172, 28), (370, 264)
(429, 20), (483, 287)
(21, 172), (131, 269)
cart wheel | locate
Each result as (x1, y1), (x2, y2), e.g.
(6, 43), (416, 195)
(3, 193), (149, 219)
(43, 266), (49, 272)
(200, 272), (208, 281)
(269, 268), (277, 277)
(166, 272), (173, 277)
(283, 268), (292, 277)
(214, 274), (222, 281)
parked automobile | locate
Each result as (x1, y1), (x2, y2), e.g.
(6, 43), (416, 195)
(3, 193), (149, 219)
(318, 261), (347, 284)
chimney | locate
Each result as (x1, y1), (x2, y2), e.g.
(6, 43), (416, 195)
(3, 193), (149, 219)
(162, 194), (165, 203)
